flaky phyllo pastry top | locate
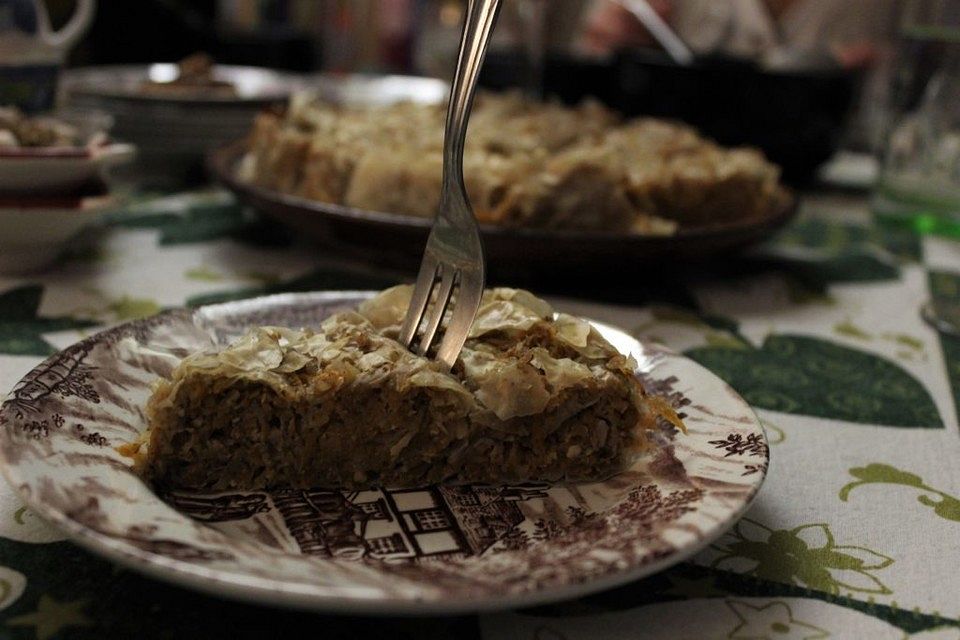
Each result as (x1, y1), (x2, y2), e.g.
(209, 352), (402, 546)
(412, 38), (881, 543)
(239, 91), (783, 235)
(131, 287), (683, 490)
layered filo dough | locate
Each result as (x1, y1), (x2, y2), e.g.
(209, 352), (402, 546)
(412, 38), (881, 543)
(238, 92), (783, 235)
(130, 287), (681, 490)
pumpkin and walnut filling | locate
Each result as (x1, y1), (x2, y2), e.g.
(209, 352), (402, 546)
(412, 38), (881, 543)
(128, 287), (681, 491)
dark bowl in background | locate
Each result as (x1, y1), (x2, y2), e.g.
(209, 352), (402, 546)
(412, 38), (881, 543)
(479, 51), (618, 111)
(480, 50), (859, 186)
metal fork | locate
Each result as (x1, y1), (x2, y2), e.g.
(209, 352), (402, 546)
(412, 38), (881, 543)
(398, 0), (501, 369)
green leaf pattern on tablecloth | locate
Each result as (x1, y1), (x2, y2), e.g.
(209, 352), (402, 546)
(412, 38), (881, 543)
(833, 318), (873, 341)
(0, 566), (25, 612)
(774, 218), (922, 262)
(105, 296), (162, 321)
(111, 201), (249, 245)
(686, 335), (943, 428)
(661, 573), (728, 599)
(184, 266), (281, 285)
(185, 266), (399, 307)
(632, 306), (752, 350)
(741, 217), (913, 306)
(761, 419), (787, 445)
(928, 271), (960, 427)
(772, 253), (900, 305)
(0, 540), (477, 639)
(525, 562), (959, 634)
(184, 266), (226, 282)
(67, 288), (163, 324)
(109, 197), (292, 248)
(7, 595), (93, 640)
(782, 253), (901, 289)
(0, 193), (956, 638)
(709, 519), (895, 596)
(840, 464), (960, 522)
(691, 252), (900, 306)
(726, 600), (830, 639)
(0, 287), (97, 356)
(937, 332), (960, 426)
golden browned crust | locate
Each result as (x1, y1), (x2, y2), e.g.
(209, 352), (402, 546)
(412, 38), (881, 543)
(131, 287), (678, 491)
(236, 92), (782, 233)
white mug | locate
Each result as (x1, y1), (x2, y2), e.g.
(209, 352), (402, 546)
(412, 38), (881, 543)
(0, 0), (95, 112)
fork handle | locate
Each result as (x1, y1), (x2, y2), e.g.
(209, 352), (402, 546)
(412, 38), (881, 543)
(441, 0), (503, 216)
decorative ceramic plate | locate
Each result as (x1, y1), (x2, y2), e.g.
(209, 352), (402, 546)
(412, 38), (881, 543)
(0, 292), (768, 614)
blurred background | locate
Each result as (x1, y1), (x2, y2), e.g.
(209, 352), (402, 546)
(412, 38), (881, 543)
(9, 0), (958, 278)
(43, 0), (906, 184)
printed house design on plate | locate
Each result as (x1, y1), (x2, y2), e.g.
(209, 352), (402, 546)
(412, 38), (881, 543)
(167, 484), (549, 560)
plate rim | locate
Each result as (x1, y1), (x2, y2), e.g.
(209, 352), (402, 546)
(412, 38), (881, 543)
(0, 291), (768, 615)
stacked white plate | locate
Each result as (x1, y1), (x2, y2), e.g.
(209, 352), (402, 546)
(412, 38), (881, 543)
(62, 64), (307, 186)
(0, 105), (137, 273)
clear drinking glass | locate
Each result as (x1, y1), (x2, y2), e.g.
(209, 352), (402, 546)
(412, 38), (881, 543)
(872, 0), (960, 237)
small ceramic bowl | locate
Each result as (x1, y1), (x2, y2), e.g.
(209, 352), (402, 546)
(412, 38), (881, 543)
(0, 193), (116, 274)
(0, 142), (136, 195)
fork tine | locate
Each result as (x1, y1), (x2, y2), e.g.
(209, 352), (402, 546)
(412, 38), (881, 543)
(398, 254), (439, 348)
(415, 266), (457, 356)
(436, 268), (483, 368)
(399, 0), (496, 366)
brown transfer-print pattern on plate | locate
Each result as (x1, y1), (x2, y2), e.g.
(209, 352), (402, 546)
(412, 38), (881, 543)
(709, 433), (770, 477)
(0, 292), (767, 612)
(7, 343), (99, 418)
(166, 484), (553, 561)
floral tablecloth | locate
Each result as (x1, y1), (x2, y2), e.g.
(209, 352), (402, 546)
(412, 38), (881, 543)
(0, 189), (958, 639)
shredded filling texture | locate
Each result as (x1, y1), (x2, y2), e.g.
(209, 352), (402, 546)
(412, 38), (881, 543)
(130, 287), (681, 490)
